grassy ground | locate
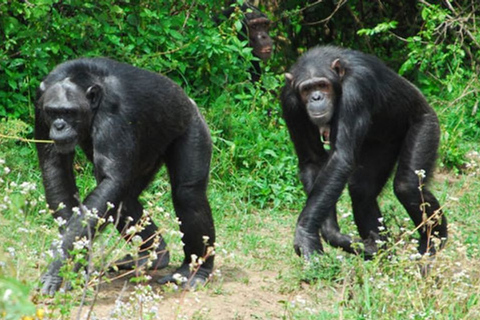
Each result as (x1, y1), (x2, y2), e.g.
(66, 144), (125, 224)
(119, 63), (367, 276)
(1, 119), (479, 319)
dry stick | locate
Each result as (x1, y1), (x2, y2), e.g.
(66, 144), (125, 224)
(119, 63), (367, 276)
(92, 216), (167, 283)
(182, 0), (195, 29)
(298, 0), (326, 12)
(452, 74), (480, 103)
(386, 174), (475, 258)
(148, 37), (198, 57)
(173, 248), (214, 320)
(303, 0), (347, 26)
(419, 0), (480, 49)
(0, 133), (53, 144)
(81, 203), (173, 317)
(78, 202), (126, 320)
(76, 201), (97, 320)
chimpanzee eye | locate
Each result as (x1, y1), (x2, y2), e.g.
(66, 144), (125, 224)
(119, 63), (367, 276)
(318, 81), (328, 89)
(300, 84), (313, 93)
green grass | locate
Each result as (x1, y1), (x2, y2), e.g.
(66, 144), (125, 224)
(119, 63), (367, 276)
(1, 116), (480, 319)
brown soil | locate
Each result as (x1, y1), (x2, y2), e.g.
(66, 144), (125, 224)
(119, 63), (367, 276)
(72, 264), (320, 320)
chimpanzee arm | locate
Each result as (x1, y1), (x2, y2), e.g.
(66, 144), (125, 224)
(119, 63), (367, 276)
(35, 116), (79, 222)
(282, 88), (355, 257)
(295, 102), (371, 257)
(281, 89), (328, 194)
(41, 117), (135, 295)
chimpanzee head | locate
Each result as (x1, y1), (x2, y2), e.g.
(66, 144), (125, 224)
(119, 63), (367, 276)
(285, 56), (345, 127)
(245, 12), (273, 62)
(37, 78), (102, 154)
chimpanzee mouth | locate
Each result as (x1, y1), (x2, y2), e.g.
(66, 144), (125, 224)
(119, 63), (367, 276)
(53, 138), (77, 153)
(261, 47), (272, 53)
(309, 112), (328, 119)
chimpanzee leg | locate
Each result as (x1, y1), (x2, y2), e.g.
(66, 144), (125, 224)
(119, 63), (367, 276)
(394, 114), (447, 254)
(113, 196), (169, 270)
(158, 111), (215, 287)
(348, 142), (400, 255)
(318, 206), (357, 254)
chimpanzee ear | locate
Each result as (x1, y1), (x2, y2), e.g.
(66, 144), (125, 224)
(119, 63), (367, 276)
(331, 59), (345, 78)
(285, 73), (295, 87)
(86, 84), (102, 110)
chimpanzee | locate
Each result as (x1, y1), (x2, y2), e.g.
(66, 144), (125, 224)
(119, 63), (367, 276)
(281, 46), (447, 259)
(221, 2), (273, 82)
(35, 58), (215, 295)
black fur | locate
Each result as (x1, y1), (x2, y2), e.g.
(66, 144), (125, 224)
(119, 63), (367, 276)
(35, 58), (215, 294)
(281, 46), (447, 259)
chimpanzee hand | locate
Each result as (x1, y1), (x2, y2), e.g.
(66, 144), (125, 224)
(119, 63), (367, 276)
(40, 260), (65, 295)
(293, 226), (323, 260)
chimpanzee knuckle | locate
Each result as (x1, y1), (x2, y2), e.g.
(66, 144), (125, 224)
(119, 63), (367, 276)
(40, 273), (63, 295)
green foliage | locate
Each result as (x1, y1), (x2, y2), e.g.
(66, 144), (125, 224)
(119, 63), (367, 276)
(0, 1), (480, 318)
(357, 21), (398, 36)
(396, 2), (480, 169)
(0, 0), (253, 120)
(0, 0), (298, 203)
(0, 272), (36, 320)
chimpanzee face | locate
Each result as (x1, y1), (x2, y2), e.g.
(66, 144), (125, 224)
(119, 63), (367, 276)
(247, 17), (273, 62)
(297, 77), (335, 126)
(285, 59), (345, 127)
(39, 78), (100, 154)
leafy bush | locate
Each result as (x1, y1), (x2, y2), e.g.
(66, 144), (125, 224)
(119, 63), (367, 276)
(398, 2), (480, 169)
(356, 1), (479, 169)
(0, 0), (253, 119)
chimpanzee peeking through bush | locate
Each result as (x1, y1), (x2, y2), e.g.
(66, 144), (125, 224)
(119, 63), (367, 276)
(281, 46), (447, 259)
(221, 2), (273, 82)
(35, 58), (215, 295)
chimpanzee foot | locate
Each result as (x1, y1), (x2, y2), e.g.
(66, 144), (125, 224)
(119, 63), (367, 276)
(360, 233), (383, 259)
(113, 249), (170, 271)
(293, 226), (324, 260)
(157, 264), (212, 289)
(418, 232), (448, 256)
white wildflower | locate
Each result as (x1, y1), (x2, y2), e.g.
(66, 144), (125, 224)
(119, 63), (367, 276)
(73, 237), (89, 250)
(55, 216), (67, 227)
(131, 235), (143, 246)
(202, 235), (210, 243)
(414, 169), (426, 179)
(3, 289), (12, 301)
(6, 247), (15, 257)
(172, 273), (187, 283)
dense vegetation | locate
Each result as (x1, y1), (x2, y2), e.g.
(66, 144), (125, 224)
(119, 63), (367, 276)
(0, 0), (479, 319)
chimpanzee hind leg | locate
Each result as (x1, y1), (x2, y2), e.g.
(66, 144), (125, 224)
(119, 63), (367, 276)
(158, 109), (215, 288)
(317, 205), (357, 255)
(348, 141), (400, 257)
(113, 196), (169, 270)
(394, 113), (447, 254)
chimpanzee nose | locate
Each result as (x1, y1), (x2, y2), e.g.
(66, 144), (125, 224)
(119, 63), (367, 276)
(311, 92), (323, 101)
(257, 32), (269, 40)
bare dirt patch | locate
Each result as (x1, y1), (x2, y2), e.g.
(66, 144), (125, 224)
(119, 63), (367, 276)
(73, 265), (300, 320)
